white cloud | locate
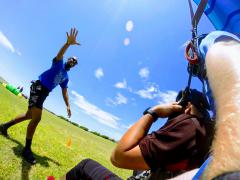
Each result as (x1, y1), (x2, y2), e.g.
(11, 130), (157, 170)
(121, 123), (133, 129)
(126, 20), (134, 32)
(123, 38), (130, 46)
(16, 50), (22, 56)
(71, 91), (120, 129)
(135, 83), (178, 104)
(139, 67), (149, 79)
(114, 79), (127, 89)
(101, 129), (123, 141)
(106, 93), (128, 106)
(135, 84), (158, 99)
(95, 68), (104, 79)
(0, 31), (21, 56)
(158, 90), (178, 104)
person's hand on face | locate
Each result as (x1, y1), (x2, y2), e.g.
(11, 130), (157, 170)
(151, 102), (183, 118)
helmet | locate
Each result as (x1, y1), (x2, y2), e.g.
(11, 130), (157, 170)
(176, 88), (210, 110)
(68, 56), (78, 65)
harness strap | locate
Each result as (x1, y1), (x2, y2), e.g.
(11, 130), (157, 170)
(191, 0), (208, 27)
(188, 0), (194, 20)
(184, 0), (209, 96)
(186, 0), (208, 63)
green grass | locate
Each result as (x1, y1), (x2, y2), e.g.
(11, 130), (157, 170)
(0, 85), (131, 179)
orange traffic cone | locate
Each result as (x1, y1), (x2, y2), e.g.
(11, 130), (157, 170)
(66, 137), (72, 148)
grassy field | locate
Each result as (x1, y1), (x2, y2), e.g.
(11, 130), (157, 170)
(0, 85), (131, 179)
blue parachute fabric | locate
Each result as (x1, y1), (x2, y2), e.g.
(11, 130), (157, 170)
(192, 156), (212, 180)
(193, 0), (240, 34)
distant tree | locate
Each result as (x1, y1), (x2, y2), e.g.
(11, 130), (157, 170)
(71, 122), (79, 127)
(44, 108), (56, 116)
(90, 131), (101, 136)
(109, 138), (116, 142)
(58, 116), (70, 122)
(56, 114), (115, 142)
(100, 135), (109, 140)
(79, 126), (88, 131)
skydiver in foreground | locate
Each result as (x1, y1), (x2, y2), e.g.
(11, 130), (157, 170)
(171, 31), (240, 180)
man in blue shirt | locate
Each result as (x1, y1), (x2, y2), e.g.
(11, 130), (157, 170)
(0, 28), (80, 164)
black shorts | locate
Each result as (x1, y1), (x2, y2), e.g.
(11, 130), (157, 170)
(28, 80), (50, 109)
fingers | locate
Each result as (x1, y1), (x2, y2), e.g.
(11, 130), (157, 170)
(75, 42), (81, 46)
(70, 28), (78, 36)
(75, 30), (78, 38)
(66, 28), (80, 45)
(67, 108), (72, 118)
(68, 112), (71, 118)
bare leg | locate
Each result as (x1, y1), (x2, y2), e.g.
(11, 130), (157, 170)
(14, 109), (32, 124)
(26, 107), (42, 139)
(204, 40), (240, 179)
(21, 107), (42, 164)
(0, 109), (32, 136)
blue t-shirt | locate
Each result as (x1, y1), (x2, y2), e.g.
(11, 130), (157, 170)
(38, 58), (69, 91)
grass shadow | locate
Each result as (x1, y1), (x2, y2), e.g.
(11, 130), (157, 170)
(6, 137), (61, 179)
(9, 137), (61, 167)
(21, 160), (31, 180)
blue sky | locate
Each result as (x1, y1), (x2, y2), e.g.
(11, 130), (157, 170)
(0, 0), (214, 140)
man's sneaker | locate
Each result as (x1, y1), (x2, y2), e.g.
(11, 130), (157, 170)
(0, 124), (8, 137)
(22, 148), (36, 165)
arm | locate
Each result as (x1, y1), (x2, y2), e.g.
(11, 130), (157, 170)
(111, 103), (182, 170)
(62, 88), (71, 118)
(203, 40), (240, 179)
(56, 28), (80, 61)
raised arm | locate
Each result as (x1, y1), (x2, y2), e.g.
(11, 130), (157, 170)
(56, 28), (80, 61)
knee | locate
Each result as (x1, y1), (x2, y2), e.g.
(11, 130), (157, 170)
(79, 158), (93, 166)
(25, 112), (32, 119)
(65, 158), (94, 180)
(71, 158), (95, 170)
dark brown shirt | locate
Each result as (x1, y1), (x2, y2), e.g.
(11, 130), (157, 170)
(139, 114), (214, 172)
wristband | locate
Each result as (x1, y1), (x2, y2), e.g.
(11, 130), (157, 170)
(143, 107), (158, 122)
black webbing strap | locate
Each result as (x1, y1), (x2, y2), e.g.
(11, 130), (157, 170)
(183, 0), (209, 103)
(189, 0), (208, 28)
(188, 0), (194, 21)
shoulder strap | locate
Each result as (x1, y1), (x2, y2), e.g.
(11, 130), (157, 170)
(192, 0), (208, 27)
(188, 0), (208, 28)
